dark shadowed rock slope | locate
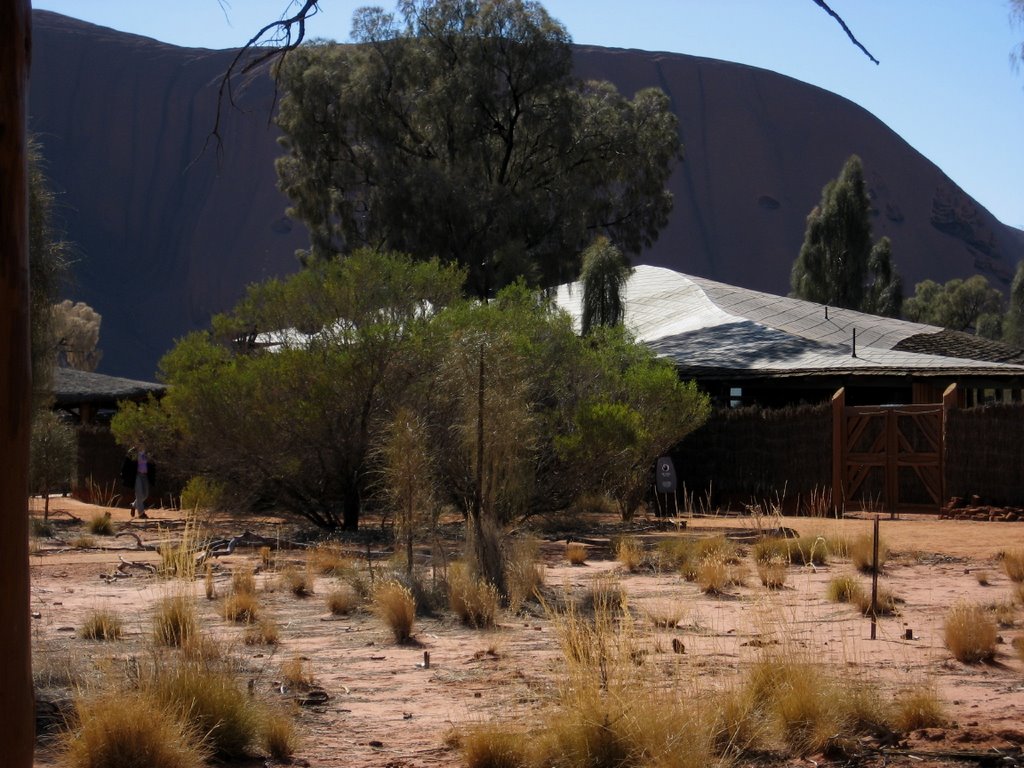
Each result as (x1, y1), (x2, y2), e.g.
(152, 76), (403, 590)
(29, 11), (1024, 378)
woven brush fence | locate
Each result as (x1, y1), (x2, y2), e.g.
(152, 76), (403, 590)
(673, 402), (831, 506)
(946, 404), (1024, 506)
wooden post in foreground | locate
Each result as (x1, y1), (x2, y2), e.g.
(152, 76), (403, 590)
(0, 1), (35, 766)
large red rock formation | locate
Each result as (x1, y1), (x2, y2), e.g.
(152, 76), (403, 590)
(29, 11), (1024, 378)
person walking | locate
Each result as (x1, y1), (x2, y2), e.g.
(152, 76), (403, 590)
(121, 444), (157, 519)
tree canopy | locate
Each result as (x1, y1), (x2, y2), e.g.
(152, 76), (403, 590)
(904, 274), (1007, 340)
(790, 155), (902, 317)
(273, 0), (680, 296)
(579, 236), (633, 335)
(114, 251), (708, 532)
(28, 139), (69, 407)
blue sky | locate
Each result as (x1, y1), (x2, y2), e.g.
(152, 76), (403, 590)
(33, 0), (1024, 230)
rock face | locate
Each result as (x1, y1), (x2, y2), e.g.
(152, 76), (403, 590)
(30, 11), (1024, 378)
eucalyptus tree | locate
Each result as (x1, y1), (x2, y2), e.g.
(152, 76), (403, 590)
(580, 237), (633, 335)
(274, 0), (680, 296)
(790, 155), (903, 317)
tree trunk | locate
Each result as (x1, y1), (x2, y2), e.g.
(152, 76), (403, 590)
(342, 475), (360, 531)
(0, 2), (36, 765)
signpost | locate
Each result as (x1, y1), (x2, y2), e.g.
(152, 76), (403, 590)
(655, 456), (678, 519)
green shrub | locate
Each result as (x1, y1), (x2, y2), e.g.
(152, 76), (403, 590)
(179, 474), (227, 512)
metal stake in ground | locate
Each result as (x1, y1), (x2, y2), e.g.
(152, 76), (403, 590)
(870, 515), (880, 640)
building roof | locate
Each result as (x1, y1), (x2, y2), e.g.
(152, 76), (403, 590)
(52, 367), (165, 405)
(555, 266), (1024, 380)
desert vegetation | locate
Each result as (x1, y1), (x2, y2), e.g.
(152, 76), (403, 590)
(27, 499), (1024, 768)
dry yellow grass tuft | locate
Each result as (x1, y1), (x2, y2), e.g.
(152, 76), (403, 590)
(893, 683), (946, 731)
(697, 556), (728, 595)
(448, 562), (500, 628)
(1002, 548), (1024, 583)
(757, 557), (788, 589)
(61, 691), (208, 768)
(281, 565), (315, 597)
(243, 617), (281, 646)
(222, 590), (261, 624)
(78, 608), (124, 641)
(152, 593), (198, 647)
(565, 541), (588, 565)
(261, 705), (300, 761)
(826, 573), (864, 604)
(280, 657), (315, 691)
(504, 536), (545, 613)
(944, 601), (997, 663)
(615, 535), (646, 572)
(373, 579), (416, 642)
(850, 533), (889, 574)
(326, 583), (360, 615)
(308, 542), (351, 576)
(150, 661), (260, 759)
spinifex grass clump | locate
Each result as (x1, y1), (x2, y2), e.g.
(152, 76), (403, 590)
(61, 691), (209, 768)
(281, 565), (315, 597)
(615, 535), (646, 572)
(697, 556), (729, 595)
(757, 556), (788, 589)
(326, 583), (360, 615)
(892, 683), (946, 731)
(150, 661), (261, 759)
(654, 536), (697, 577)
(261, 705), (300, 761)
(787, 535), (829, 566)
(88, 512), (114, 536)
(308, 541), (351, 576)
(826, 574), (864, 604)
(153, 593), (198, 647)
(543, 597), (720, 768)
(280, 657), (315, 691)
(504, 536), (545, 613)
(448, 562), (500, 628)
(644, 600), (685, 629)
(854, 585), (900, 616)
(850, 533), (889, 574)
(1002, 547), (1024, 583)
(222, 590), (261, 624)
(944, 601), (997, 663)
(79, 608), (124, 641)
(696, 535), (739, 564)
(243, 618), (281, 646)
(373, 579), (416, 642)
(741, 653), (895, 756)
(565, 541), (588, 565)
(577, 573), (626, 616)
(989, 599), (1016, 628)
(223, 566), (261, 623)
(157, 512), (207, 580)
(752, 537), (789, 565)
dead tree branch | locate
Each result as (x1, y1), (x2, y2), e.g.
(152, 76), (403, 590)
(811, 0), (880, 65)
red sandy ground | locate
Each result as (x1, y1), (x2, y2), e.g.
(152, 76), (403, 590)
(28, 498), (1024, 768)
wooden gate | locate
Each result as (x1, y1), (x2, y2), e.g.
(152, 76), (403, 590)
(831, 386), (956, 513)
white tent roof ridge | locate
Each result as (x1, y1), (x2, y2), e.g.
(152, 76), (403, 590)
(554, 265), (1024, 377)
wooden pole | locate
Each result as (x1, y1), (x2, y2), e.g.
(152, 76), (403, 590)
(0, 2), (35, 765)
(870, 515), (880, 640)
(831, 388), (846, 515)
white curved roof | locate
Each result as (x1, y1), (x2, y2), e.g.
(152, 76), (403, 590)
(555, 266), (1024, 378)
